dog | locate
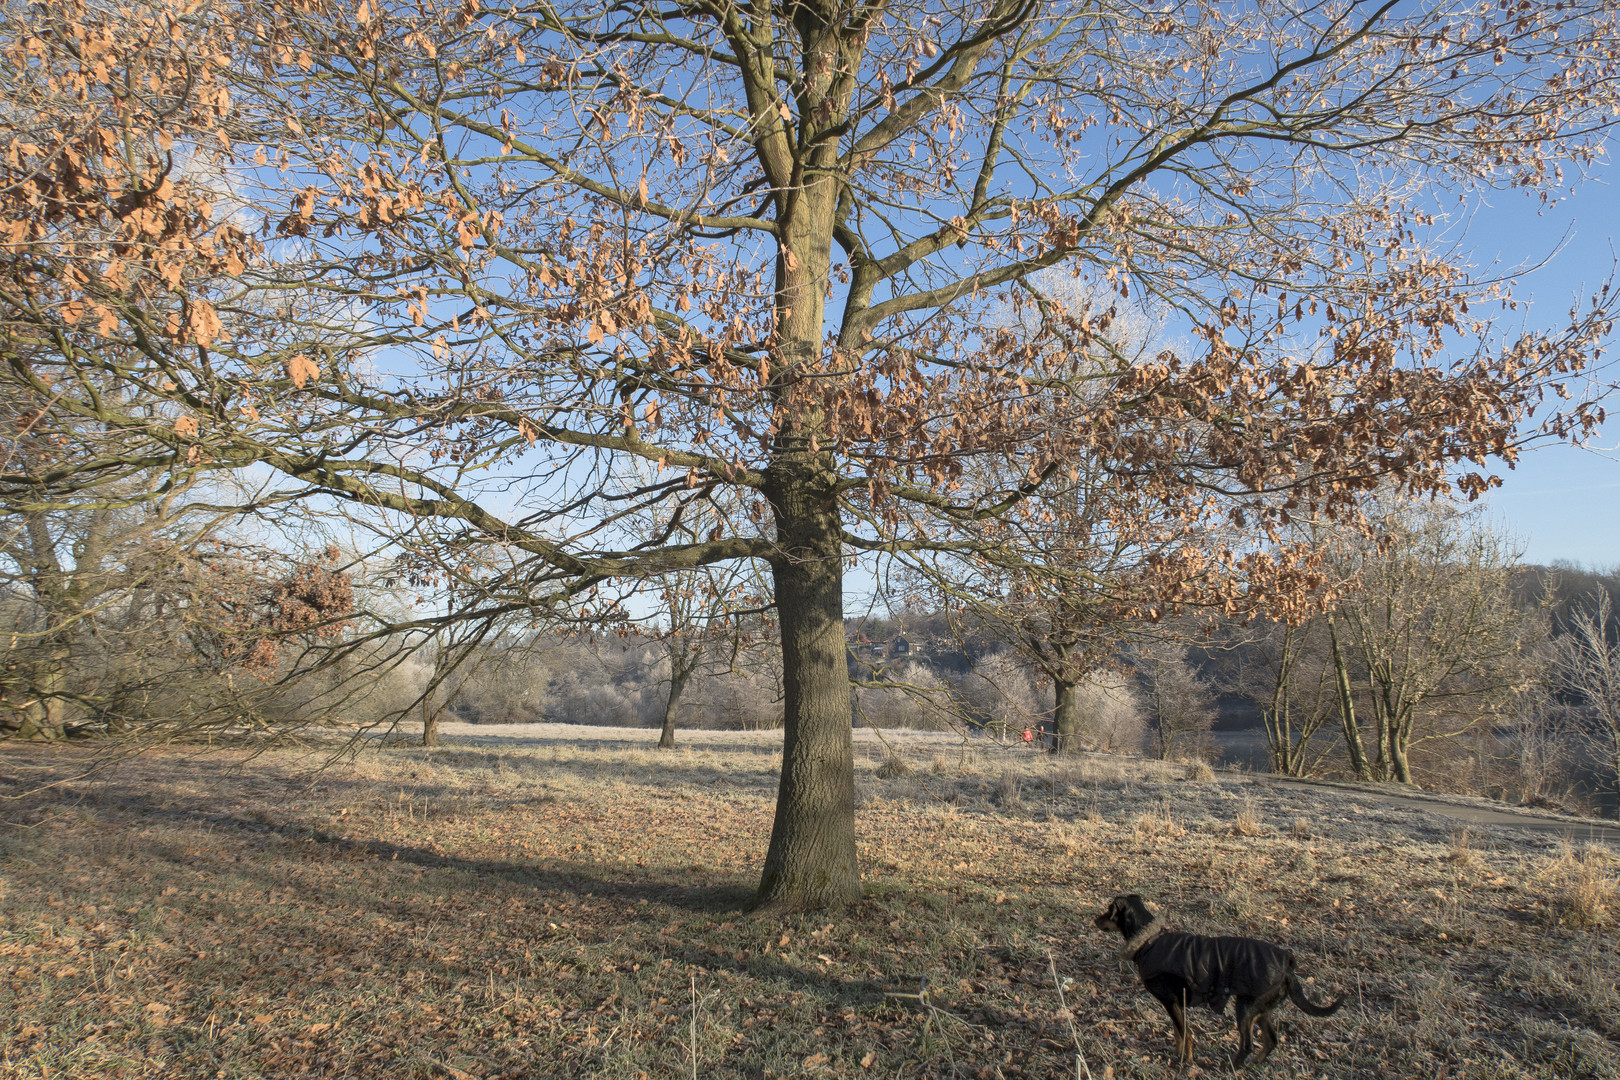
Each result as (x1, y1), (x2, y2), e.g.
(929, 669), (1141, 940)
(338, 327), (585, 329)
(1093, 893), (1342, 1066)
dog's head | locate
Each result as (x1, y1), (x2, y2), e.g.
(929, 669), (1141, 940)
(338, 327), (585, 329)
(1094, 893), (1156, 939)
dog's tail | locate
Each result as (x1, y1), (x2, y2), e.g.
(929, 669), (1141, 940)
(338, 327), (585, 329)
(1288, 974), (1343, 1017)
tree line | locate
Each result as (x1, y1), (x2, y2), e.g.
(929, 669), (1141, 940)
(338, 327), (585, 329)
(8, 483), (1617, 815)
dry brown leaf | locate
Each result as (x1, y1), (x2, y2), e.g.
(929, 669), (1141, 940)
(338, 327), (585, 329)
(287, 355), (319, 389)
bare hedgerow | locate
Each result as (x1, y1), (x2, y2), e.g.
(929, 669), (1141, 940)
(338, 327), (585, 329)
(855, 661), (955, 731)
(1072, 670), (1147, 754)
(957, 652), (1046, 737)
(1551, 589), (1620, 800)
(1137, 646), (1217, 761)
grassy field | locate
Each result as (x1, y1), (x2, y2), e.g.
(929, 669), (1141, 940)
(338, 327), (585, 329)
(1, 723), (1617, 1080)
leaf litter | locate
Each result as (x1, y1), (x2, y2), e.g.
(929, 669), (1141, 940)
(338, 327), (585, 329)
(0, 725), (1615, 1079)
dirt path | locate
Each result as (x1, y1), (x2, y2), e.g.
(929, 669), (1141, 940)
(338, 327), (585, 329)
(1259, 773), (1620, 843)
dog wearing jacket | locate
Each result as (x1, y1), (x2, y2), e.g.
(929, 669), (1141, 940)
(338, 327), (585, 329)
(1094, 893), (1342, 1066)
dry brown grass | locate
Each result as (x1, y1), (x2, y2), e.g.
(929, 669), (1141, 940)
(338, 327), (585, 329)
(1448, 826), (1483, 870)
(1183, 759), (1215, 783)
(1542, 845), (1619, 929)
(1131, 798), (1187, 840)
(1232, 797), (1268, 837)
(0, 725), (1615, 1080)
(875, 756), (912, 779)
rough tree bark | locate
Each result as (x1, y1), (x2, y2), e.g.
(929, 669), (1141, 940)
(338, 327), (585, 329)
(755, 460), (859, 910)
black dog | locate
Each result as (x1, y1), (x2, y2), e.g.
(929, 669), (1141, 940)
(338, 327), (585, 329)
(1094, 894), (1342, 1066)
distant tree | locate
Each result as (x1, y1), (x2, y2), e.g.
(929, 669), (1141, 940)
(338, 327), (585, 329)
(0, 483), (201, 739)
(625, 487), (770, 748)
(1552, 589), (1620, 801)
(1242, 618), (1343, 777)
(1329, 502), (1543, 786)
(1137, 645), (1218, 761)
(416, 617), (500, 747)
(646, 572), (765, 748)
(0, 401), (357, 741)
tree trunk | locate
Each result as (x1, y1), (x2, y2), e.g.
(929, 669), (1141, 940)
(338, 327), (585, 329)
(1263, 625), (1295, 774)
(422, 642), (457, 747)
(752, 28), (861, 908)
(755, 463), (860, 911)
(1263, 702), (1291, 775)
(1152, 694), (1175, 760)
(658, 660), (692, 749)
(16, 700), (61, 741)
(1330, 622), (1372, 781)
(1388, 711), (1416, 785)
(422, 700), (440, 747)
(17, 646), (70, 741)
(1051, 677), (1082, 755)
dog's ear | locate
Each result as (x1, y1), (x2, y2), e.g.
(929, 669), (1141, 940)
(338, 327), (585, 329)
(1119, 894), (1155, 927)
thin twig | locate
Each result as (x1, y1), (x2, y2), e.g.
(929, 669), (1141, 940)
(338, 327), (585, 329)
(690, 972), (698, 1080)
(1047, 951), (1093, 1080)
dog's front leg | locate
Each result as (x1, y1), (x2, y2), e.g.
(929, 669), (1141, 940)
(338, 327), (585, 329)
(1165, 994), (1192, 1065)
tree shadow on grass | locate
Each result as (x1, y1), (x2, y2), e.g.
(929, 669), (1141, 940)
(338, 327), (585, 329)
(16, 779), (749, 905)
(2, 767), (909, 1011)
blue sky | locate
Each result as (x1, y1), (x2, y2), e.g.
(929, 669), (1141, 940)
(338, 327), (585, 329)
(1473, 170), (1619, 570)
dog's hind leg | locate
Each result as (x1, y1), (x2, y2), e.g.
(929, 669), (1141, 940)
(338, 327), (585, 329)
(1253, 1011), (1279, 1063)
(1232, 998), (1258, 1067)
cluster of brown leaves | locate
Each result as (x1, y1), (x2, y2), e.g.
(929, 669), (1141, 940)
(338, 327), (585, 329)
(1, 0), (256, 352)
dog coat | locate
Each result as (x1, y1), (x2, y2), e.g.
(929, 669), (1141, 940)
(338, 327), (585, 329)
(1123, 919), (1294, 1014)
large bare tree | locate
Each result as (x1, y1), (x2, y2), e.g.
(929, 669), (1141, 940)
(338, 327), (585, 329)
(5, 0), (1619, 907)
